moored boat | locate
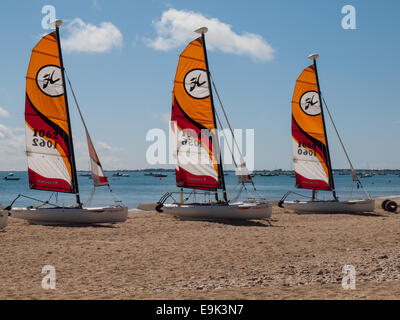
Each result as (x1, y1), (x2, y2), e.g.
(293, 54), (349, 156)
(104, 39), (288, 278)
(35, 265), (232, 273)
(279, 54), (374, 214)
(112, 172), (130, 177)
(283, 199), (375, 214)
(154, 27), (271, 220)
(9, 20), (127, 225)
(11, 206), (128, 225)
(162, 201), (272, 220)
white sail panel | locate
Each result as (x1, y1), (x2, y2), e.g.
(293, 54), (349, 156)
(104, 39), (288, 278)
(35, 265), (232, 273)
(26, 124), (72, 191)
(292, 138), (329, 187)
(25, 32), (76, 193)
(175, 125), (218, 180)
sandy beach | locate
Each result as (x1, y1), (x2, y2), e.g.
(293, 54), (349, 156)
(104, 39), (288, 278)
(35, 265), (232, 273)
(0, 197), (399, 300)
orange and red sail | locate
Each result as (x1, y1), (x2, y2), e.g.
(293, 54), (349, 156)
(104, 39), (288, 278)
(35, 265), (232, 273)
(25, 32), (76, 193)
(85, 129), (108, 187)
(171, 37), (221, 190)
(71, 83), (109, 187)
(291, 64), (333, 190)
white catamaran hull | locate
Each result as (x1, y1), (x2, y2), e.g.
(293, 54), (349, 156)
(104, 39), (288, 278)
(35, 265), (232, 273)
(283, 199), (375, 214)
(0, 210), (8, 229)
(161, 201), (272, 220)
(11, 206), (128, 225)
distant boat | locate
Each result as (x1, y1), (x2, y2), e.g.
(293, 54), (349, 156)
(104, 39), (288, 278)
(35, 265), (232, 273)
(113, 172), (130, 177)
(152, 173), (167, 178)
(259, 172), (279, 177)
(4, 173), (20, 181)
(360, 172), (374, 178)
(4, 176), (20, 181)
(279, 54), (374, 214)
(144, 172), (167, 178)
(80, 173), (91, 177)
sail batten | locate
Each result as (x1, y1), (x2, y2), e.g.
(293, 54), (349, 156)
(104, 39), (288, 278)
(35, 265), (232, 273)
(25, 32), (77, 194)
(171, 37), (222, 191)
(291, 64), (333, 191)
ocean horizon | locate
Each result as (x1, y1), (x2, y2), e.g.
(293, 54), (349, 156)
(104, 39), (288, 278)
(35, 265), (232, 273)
(1, 170), (399, 209)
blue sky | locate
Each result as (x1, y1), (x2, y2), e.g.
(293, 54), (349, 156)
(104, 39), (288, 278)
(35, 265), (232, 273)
(0, 0), (399, 171)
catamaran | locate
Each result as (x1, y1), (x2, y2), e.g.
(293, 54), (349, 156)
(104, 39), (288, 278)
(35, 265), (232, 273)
(154, 27), (272, 220)
(279, 54), (374, 213)
(9, 20), (128, 225)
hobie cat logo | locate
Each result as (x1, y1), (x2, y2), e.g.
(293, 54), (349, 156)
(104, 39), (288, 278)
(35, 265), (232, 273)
(184, 69), (209, 99)
(36, 65), (63, 97)
(300, 91), (321, 116)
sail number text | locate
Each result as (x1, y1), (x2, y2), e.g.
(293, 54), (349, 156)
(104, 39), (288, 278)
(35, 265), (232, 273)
(32, 129), (59, 149)
(181, 131), (201, 147)
(297, 141), (317, 157)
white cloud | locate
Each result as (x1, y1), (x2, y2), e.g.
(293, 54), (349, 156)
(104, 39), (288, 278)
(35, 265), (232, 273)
(153, 112), (170, 124)
(92, 0), (101, 10)
(0, 124), (26, 170)
(0, 107), (9, 117)
(62, 18), (123, 53)
(96, 141), (112, 151)
(145, 8), (274, 62)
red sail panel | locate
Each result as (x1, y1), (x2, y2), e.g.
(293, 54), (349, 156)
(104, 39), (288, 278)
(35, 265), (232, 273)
(25, 32), (75, 193)
(171, 37), (220, 190)
(85, 129), (109, 187)
(68, 73), (109, 188)
(291, 65), (332, 190)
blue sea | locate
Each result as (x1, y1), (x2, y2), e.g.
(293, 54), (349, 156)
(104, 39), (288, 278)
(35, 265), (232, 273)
(0, 171), (399, 208)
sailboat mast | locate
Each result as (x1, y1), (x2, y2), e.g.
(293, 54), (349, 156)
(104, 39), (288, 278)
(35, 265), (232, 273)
(199, 30), (228, 203)
(312, 57), (337, 200)
(55, 22), (81, 206)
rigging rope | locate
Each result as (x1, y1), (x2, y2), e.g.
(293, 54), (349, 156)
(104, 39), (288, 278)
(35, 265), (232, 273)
(210, 75), (250, 174)
(322, 96), (358, 182)
(210, 75), (258, 194)
(322, 96), (371, 199)
(64, 71), (123, 204)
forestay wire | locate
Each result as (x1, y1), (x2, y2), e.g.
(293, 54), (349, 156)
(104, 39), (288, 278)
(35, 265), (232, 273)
(210, 74), (264, 198)
(322, 96), (371, 199)
(64, 71), (124, 206)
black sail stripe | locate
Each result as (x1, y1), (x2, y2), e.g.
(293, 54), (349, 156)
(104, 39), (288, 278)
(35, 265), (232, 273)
(26, 93), (72, 159)
(174, 96), (208, 131)
(292, 115), (331, 170)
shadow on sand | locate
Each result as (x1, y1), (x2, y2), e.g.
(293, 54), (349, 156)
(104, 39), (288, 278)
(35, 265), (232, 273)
(295, 211), (383, 217)
(25, 222), (118, 229)
(177, 217), (283, 228)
